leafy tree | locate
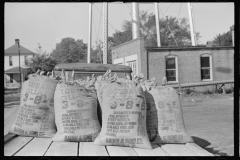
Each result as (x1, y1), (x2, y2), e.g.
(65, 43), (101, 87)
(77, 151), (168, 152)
(50, 37), (87, 63)
(212, 25), (233, 46)
(26, 45), (57, 73)
(109, 11), (201, 47)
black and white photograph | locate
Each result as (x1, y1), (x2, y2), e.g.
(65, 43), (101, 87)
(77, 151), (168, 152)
(4, 2), (235, 157)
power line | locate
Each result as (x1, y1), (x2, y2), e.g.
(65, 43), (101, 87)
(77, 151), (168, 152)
(92, 11), (98, 42)
(177, 3), (182, 19)
(163, 3), (172, 16)
(93, 3), (103, 45)
(146, 3), (155, 13)
(94, 3), (126, 44)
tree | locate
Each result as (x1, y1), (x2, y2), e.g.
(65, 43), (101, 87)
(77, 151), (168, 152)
(50, 37), (87, 63)
(25, 44), (57, 77)
(26, 45), (57, 73)
(109, 11), (201, 47)
(212, 25), (233, 46)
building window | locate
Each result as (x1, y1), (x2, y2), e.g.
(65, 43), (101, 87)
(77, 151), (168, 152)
(128, 61), (137, 75)
(9, 56), (13, 66)
(24, 56), (27, 65)
(201, 54), (212, 81)
(9, 74), (13, 83)
(165, 56), (178, 82)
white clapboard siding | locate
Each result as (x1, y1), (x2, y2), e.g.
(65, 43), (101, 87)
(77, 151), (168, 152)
(160, 144), (200, 156)
(15, 137), (53, 156)
(133, 144), (170, 156)
(44, 141), (78, 156)
(79, 142), (109, 156)
(4, 136), (33, 156)
(106, 146), (138, 156)
(186, 143), (214, 156)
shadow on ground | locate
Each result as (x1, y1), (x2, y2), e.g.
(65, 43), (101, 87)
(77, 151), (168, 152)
(192, 136), (228, 156)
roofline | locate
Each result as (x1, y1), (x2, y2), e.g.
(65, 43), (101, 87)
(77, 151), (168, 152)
(145, 46), (234, 52)
(4, 53), (34, 56)
(112, 37), (144, 50)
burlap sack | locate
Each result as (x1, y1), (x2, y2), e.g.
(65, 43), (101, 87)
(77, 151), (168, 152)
(9, 73), (58, 137)
(144, 86), (193, 143)
(53, 79), (101, 142)
(94, 81), (152, 149)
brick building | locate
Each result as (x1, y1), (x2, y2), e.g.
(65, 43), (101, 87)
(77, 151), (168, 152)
(112, 38), (234, 91)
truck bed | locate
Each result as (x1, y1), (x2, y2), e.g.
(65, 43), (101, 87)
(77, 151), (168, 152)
(4, 133), (214, 156)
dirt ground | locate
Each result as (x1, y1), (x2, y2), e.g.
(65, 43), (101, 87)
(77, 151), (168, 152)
(181, 94), (234, 156)
(4, 93), (234, 156)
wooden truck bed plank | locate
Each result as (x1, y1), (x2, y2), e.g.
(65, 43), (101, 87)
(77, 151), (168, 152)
(185, 143), (214, 156)
(4, 136), (33, 156)
(44, 141), (78, 156)
(15, 137), (53, 156)
(133, 144), (170, 156)
(4, 135), (215, 156)
(160, 144), (200, 156)
(106, 146), (139, 156)
(79, 142), (109, 156)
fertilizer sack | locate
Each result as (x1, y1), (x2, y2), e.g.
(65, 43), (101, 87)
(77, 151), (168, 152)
(144, 86), (193, 143)
(53, 79), (101, 142)
(9, 73), (58, 137)
(94, 81), (152, 149)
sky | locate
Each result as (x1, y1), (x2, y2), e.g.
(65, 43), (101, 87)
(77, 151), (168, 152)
(5, 2), (234, 54)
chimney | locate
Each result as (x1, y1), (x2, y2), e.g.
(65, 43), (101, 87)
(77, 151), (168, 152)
(206, 41), (213, 47)
(132, 3), (140, 40)
(15, 39), (19, 44)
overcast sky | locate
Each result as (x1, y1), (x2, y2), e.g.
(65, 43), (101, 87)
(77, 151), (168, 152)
(4, 2), (234, 53)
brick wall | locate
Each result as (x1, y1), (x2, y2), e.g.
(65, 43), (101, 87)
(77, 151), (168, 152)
(146, 47), (234, 85)
(112, 38), (145, 75)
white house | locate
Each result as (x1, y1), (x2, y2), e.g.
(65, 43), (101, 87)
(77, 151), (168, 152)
(4, 39), (34, 88)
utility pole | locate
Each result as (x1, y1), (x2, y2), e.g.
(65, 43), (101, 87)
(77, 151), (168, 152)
(155, 3), (161, 47)
(87, 3), (92, 63)
(187, 3), (196, 46)
(17, 39), (22, 90)
(102, 2), (108, 64)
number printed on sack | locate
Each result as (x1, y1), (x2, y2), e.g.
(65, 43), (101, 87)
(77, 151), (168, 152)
(126, 101), (133, 109)
(23, 93), (29, 101)
(34, 95), (42, 104)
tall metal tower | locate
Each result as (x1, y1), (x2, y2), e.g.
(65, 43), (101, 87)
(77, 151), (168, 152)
(102, 2), (108, 64)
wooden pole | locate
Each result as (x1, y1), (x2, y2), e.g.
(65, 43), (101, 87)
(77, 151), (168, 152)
(17, 40), (22, 90)
(87, 3), (92, 63)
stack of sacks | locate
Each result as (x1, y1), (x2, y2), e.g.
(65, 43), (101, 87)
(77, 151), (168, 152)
(53, 70), (101, 142)
(140, 77), (193, 143)
(94, 70), (152, 149)
(9, 70), (58, 137)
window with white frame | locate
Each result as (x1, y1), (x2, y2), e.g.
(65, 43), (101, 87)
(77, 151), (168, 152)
(200, 54), (212, 80)
(128, 61), (137, 75)
(9, 56), (13, 66)
(165, 56), (178, 82)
